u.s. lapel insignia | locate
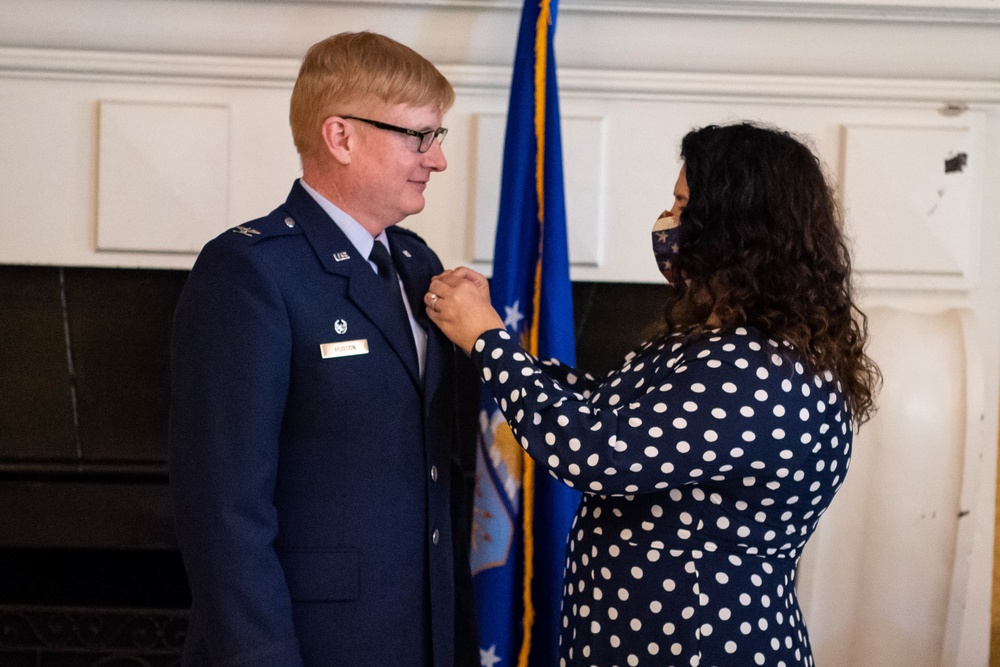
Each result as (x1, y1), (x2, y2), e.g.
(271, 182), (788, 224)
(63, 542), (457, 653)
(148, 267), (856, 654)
(402, 249), (412, 258)
(233, 226), (261, 237)
(334, 319), (348, 335)
(333, 251), (350, 262)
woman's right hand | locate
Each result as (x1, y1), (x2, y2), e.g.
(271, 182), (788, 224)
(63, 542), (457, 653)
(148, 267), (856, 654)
(424, 267), (505, 355)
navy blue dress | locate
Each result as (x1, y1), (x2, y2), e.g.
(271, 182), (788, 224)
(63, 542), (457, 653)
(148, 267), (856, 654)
(470, 326), (851, 667)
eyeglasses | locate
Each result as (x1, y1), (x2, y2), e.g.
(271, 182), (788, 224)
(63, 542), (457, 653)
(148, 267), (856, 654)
(342, 116), (448, 153)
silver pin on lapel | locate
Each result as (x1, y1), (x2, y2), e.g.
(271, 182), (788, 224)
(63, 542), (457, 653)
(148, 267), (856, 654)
(402, 250), (412, 258)
(333, 251), (350, 262)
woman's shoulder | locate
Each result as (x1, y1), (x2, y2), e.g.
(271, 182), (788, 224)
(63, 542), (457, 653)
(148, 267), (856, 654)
(663, 326), (826, 380)
(652, 325), (775, 359)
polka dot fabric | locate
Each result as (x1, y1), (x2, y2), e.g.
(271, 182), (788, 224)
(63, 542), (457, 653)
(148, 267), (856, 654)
(471, 326), (852, 667)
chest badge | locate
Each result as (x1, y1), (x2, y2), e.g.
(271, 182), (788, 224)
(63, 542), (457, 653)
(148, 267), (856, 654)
(334, 319), (348, 335)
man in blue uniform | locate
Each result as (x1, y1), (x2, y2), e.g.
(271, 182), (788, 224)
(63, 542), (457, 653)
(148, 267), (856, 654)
(168, 31), (478, 667)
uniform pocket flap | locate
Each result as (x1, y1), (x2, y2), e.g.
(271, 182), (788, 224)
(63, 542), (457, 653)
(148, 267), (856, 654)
(279, 548), (359, 601)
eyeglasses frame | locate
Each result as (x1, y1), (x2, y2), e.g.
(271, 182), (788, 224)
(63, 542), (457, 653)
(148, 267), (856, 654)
(341, 116), (448, 154)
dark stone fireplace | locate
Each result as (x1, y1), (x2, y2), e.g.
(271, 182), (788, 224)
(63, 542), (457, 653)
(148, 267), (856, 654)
(0, 263), (667, 665)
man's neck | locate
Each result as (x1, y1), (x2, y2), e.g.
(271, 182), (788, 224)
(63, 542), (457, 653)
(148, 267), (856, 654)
(301, 172), (386, 238)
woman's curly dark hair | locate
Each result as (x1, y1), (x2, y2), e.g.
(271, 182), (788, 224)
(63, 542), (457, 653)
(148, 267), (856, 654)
(666, 122), (881, 426)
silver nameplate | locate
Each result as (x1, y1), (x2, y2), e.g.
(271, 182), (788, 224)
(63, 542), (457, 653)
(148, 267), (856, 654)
(320, 339), (369, 359)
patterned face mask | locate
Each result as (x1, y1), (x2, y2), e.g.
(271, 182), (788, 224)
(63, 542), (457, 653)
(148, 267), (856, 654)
(652, 212), (681, 284)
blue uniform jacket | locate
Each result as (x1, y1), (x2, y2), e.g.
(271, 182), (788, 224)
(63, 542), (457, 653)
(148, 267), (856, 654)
(169, 181), (478, 667)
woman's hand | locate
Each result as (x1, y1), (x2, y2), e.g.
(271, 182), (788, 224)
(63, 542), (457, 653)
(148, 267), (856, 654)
(424, 267), (505, 354)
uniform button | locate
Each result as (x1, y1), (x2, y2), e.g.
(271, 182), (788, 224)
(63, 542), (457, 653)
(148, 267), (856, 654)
(430, 465), (438, 482)
(283, 216), (295, 227)
(432, 529), (440, 545)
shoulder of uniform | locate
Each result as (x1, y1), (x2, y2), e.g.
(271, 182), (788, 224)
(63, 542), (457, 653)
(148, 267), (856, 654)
(223, 210), (303, 245)
(389, 225), (428, 247)
(388, 225), (441, 270)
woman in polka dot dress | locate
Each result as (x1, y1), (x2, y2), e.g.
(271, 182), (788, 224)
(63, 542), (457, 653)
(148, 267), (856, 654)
(425, 122), (880, 667)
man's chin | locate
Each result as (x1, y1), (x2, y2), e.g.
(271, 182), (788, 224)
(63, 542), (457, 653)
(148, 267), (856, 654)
(403, 198), (426, 218)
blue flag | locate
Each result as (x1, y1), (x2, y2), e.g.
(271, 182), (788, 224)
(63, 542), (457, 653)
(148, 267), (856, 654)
(469, 1), (580, 666)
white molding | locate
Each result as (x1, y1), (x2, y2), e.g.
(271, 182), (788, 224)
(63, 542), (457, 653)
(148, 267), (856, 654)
(274, 0), (1000, 24)
(4, 47), (1000, 106)
(0, 48), (297, 88)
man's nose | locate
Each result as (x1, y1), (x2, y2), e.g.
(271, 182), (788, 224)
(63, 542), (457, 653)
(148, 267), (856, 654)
(423, 139), (447, 171)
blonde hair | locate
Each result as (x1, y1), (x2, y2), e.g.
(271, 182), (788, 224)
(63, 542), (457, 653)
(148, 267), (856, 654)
(290, 31), (455, 157)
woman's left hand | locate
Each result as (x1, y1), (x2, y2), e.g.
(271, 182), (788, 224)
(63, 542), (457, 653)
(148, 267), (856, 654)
(425, 267), (506, 354)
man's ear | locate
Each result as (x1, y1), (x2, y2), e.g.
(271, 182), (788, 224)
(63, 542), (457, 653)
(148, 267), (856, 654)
(321, 116), (352, 165)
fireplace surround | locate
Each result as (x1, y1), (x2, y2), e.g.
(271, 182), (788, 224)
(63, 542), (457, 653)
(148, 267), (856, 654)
(0, 264), (666, 665)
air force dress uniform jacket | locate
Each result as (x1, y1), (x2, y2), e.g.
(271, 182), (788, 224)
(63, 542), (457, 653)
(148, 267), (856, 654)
(169, 181), (478, 667)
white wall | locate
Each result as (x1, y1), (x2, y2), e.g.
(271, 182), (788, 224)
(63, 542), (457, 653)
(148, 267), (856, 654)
(1, 1), (998, 664)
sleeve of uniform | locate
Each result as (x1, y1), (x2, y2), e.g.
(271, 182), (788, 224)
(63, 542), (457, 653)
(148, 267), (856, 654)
(470, 328), (817, 498)
(168, 233), (303, 666)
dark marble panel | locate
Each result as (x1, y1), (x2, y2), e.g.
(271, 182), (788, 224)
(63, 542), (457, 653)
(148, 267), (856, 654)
(0, 550), (189, 608)
(0, 266), (77, 461)
(64, 268), (188, 463)
(572, 281), (670, 379)
(0, 480), (177, 550)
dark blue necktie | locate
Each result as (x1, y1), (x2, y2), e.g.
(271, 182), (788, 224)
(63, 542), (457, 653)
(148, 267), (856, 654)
(369, 240), (417, 350)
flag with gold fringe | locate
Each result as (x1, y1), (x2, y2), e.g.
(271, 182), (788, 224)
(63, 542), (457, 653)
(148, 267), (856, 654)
(469, 0), (580, 666)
